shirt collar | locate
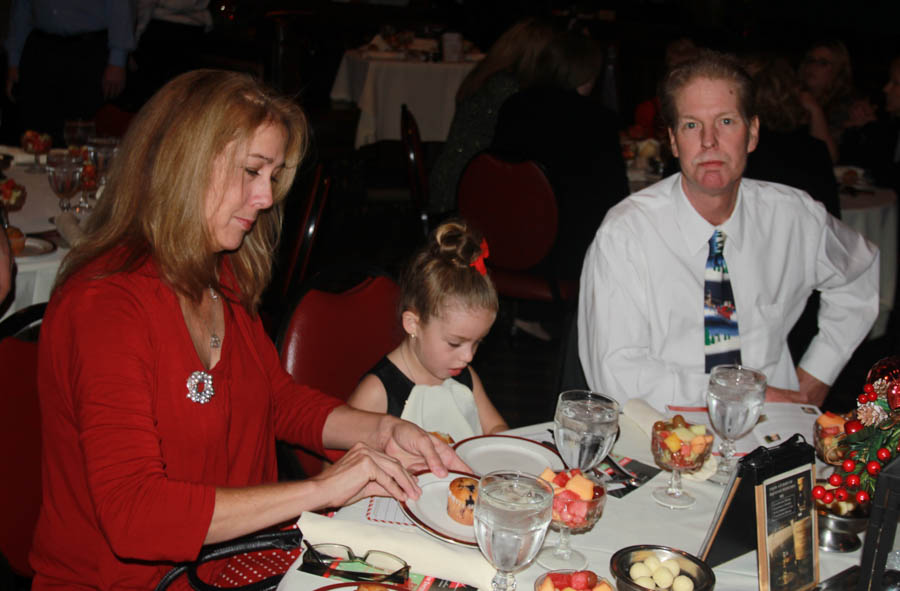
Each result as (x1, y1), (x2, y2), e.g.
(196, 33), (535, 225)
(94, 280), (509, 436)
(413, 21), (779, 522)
(673, 173), (746, 255)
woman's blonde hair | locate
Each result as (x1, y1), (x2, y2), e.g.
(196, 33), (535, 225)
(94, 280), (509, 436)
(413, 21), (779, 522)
(400, 220), (498, 324)
(455, 18), (556, 103)
(745, 54), (808, 133)
(55, 69), (308, 313)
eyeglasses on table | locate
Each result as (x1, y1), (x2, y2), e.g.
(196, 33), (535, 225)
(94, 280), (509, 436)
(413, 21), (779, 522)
(301, 541), (410, 583)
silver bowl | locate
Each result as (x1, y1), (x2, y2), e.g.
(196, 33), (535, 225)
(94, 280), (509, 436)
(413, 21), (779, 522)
(610, 545), (715, 591)
(817, 509), (868, 552)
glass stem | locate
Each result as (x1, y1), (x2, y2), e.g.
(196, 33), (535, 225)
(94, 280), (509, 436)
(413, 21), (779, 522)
(719, 438), (736, 471)
(553, 525), (573, 559)
(491, 570), (516, 591)
(666, 469), (683, 497)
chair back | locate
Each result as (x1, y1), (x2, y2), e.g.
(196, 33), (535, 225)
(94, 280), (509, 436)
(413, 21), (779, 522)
(400, 104), (429, 237)
(0, 332), (42, 578)
(279, 164), (331, 306)
(277, 270), (403, 476)
(458, 153), (559, 271)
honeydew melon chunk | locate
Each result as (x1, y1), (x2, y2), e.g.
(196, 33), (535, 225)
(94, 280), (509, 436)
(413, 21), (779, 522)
(630, 562), (652, 580)
(660, 558), (680, 576)
(634, 576), (656, 589)
(672, 575), (694, 591)
(688, 424), (706, 436)
(652, 566), (674, 588)
(643, 555), (661, 573)
(673, 427), (696, 442)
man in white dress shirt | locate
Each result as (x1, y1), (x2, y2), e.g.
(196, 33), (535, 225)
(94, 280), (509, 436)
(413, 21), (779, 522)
(577, 50), (879, 410)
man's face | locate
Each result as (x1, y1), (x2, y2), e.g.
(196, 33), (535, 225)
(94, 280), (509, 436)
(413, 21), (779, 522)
(668, 76), (759, 205)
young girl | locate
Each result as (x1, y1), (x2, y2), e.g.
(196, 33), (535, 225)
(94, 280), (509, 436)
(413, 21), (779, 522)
(347, 220), (509, 441)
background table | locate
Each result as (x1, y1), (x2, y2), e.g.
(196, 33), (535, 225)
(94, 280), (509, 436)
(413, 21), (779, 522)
(329, 50), (478, 148)
(840, 187), (898, 339)
(3, 155), (69, 321)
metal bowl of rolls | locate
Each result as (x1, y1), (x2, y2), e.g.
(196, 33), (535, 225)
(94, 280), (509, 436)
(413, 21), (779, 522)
(610, 545), (715, 591)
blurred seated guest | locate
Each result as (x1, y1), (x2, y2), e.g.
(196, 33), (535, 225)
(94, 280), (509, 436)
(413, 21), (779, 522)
(491, 30), (628, 283)
(632, 37), (699, 142)
(840, 55), (900, 196)
(744, 54), (840, 218)
(4, 0), (136, 146)
(742, 53), (841, 367)
(30, 70), (466, 590)
(579, 50), (878, 410)
(798, 39), (862, 161)
(428, 17), (556, 217)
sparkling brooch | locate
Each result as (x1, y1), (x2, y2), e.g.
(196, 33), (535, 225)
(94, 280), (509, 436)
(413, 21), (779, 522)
(186, 370), (215, 404)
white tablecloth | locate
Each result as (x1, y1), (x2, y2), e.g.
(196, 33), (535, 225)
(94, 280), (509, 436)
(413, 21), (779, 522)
(840, 187), (898, 339)
(329, 50), (478, 148)
(3, 154), (70, 321)
(278, 416), (868, 591)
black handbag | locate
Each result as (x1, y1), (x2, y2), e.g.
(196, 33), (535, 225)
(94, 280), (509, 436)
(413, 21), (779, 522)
(154, 528), (303, 591)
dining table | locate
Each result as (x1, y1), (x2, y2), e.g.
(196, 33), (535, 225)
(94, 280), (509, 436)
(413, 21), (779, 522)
(275, 408), (878, 591)
(839, 186), (898, 340)
(2, 148), (70, 322)
(329, 49), (481, 149)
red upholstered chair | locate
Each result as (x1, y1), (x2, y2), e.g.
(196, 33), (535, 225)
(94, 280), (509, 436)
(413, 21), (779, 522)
(0, 305), (45, 580)
(401, 103), (430, 238)
(276, 270), (403, 477)
(457, 153), (577, 303)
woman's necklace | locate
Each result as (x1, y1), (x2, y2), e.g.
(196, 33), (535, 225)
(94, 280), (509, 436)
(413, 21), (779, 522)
(186, 287), (222, 405)
(209, 287), (221, 349)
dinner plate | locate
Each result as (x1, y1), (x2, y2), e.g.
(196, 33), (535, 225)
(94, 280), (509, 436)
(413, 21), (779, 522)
(399, 469), (479, 547)
(15, 236), (56, 258)
(313, 583), (410, 591)
(453, 434), (564, 477)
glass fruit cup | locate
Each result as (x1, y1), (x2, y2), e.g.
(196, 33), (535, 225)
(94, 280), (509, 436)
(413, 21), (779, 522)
(536, 470), (607, 570)
(650, 419), (714, 509)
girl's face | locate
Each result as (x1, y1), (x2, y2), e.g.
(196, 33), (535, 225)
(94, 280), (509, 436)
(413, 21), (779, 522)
(404, 302), (496, 384)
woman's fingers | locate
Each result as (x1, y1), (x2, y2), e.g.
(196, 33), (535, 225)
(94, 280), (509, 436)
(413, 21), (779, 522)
(319, 442), (421, 505)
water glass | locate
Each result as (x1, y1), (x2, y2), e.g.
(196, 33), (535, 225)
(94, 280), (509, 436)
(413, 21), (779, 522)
(553, 390), (620, 472)
(474, 471), (553, 591)
(706, 364), (767, 485)
(47, 153), (83, 212)
(64, 119), (96, 149)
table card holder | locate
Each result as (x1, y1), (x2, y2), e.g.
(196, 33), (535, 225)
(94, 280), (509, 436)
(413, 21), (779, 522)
(857, 455), (900, 591)
(699, 433), (818, 591)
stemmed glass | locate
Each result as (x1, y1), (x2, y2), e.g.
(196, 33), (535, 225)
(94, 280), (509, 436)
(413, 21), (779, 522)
(650, 416), (714, 509)
(47, 151), (83, 213)
(21, 131), (52, 173)
(86, 137), (119, 199)
(63, 119), (96, 149)
(537, 390), (619, 569)
(706, 364), (767, 485)
(473, 471), (554, 591)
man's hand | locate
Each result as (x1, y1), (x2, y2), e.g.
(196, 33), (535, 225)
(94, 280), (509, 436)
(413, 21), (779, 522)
(765, 368), (829, 406)
(102, 65), (126, 100)
(5, 66), (18, 102)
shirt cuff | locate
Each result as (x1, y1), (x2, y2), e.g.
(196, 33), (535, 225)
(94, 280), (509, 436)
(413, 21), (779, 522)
(799, 341), (848, 386)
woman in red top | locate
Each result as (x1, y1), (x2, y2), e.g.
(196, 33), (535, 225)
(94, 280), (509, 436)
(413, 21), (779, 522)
(31, 70), (466, 590)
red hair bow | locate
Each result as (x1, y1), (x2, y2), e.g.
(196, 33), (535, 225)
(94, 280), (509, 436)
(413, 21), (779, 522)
(470, 238), (489, 276)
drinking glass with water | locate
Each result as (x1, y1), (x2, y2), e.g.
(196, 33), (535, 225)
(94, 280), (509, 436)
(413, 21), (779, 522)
(706, 364), (767, 485)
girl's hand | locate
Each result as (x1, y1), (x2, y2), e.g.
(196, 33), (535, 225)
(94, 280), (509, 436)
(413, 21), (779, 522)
(310, 441), (423, 506)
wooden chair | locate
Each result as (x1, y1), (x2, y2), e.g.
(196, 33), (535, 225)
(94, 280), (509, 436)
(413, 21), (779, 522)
(276, 268), (403, 477)
(457, 153), (577, 304)
(400, 104), (429, 238)
(0, 304), (45, 581)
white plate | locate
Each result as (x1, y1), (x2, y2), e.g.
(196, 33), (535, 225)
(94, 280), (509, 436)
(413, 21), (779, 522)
(15, 236), (56, 257)
(399, 470), (479, 547)
(454, 434), (564, 477)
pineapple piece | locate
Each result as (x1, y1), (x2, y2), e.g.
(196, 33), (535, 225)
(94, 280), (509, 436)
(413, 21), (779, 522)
(564, 473), (594, 501)
(664, 433), (682, 453)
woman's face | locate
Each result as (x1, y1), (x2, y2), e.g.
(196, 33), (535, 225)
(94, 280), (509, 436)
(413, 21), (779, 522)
(205, 123), (287, 252)
(801, 47), (838, 96)
(884, 63), (900, 116)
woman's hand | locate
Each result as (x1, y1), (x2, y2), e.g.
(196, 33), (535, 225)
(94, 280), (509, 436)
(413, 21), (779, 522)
(310, 441), (424, 506)
(376, 415), (472, 476)
(845, 98), (877, 129)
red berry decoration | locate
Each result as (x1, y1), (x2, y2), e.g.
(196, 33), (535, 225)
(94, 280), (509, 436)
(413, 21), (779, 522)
(856, 490), (870, 504)
(822, 491), (835, 504)
(868, 392), (880, 403)
(877, 447), (892, 462)
(835, 487), (849, 501)
(867, 460), (882, 476)
(864, 383), (876, 394)
(845, 419), (864, 435)
(828, 473), (844, 487)
(812, 485), (826, 499)
(850, 450), (859, 458)
(846, 474), (861, 488)
(858, 394), (869, 405)
(842, 459), (857, 473)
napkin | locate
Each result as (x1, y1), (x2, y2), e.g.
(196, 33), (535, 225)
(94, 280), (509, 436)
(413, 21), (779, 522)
(55, 211), (85, 246)
(297, 510), (495, 590)
(362, 34), (391, 52)
(2, 146), (35, 165)
(622, 399), (717, 482)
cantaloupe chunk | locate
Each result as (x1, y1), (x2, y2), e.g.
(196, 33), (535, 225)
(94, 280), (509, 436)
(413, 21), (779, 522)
(564, 473), (594, 501)
(538, 576), (554, 591)
(816, 411), (846, 429)
(593, 583), (612, 591)
(539, 468), (557, 484)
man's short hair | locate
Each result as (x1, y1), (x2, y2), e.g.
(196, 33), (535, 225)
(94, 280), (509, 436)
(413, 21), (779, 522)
(660, 49), (756, 130)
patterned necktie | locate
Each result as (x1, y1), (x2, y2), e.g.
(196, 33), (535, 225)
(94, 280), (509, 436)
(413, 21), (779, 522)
(704, 229), (742, 372)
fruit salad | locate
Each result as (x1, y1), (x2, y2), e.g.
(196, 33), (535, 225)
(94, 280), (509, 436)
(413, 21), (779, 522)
(0, 178), (26, 211)
(538, 468), (606, 532)
(535, 569), (612, 591)
(21, 130), (51, 154)
(650, 415), (714, 471)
